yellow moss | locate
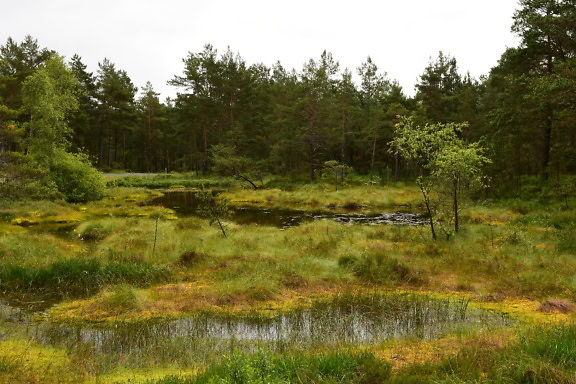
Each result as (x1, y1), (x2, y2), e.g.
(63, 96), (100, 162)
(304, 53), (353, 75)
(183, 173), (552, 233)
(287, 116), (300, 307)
(89, 367), (197, 384)
(351, 326), (516, 371)
(369, 335), (463, 369)
(11, 217), (39, 226)
(0, 223), (26, 234)
(50, 283), (552, 326)
(471, 297), (572, 324)
(0, 338), (82, 383)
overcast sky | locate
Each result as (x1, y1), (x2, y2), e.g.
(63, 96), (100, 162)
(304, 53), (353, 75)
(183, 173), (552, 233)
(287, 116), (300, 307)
(2, 0), (520, 99)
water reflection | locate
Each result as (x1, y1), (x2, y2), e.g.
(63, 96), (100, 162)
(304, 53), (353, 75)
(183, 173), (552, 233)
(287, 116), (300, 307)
(2, 294), (511, 354)
(149, 191), (427, 228)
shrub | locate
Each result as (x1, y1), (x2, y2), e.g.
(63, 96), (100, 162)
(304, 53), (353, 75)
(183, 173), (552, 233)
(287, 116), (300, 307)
(0, 152), (62, 201)
(49, 150), (106, 203)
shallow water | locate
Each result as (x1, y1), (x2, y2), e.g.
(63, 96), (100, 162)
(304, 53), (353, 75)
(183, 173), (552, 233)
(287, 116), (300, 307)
(1, 294), (510, 355)
(149, 191), (427, 228)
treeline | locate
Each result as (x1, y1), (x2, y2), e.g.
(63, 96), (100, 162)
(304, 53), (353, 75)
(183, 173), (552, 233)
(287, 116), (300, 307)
(1, 0), (575, 191)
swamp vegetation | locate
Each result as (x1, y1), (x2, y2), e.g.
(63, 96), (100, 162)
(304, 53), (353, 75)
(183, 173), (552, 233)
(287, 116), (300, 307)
(1, 0), (576, 382)
(0, 179), (574, 383)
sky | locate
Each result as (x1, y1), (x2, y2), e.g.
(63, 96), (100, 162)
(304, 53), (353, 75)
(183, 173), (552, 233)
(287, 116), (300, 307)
(2, 0), (520, 100)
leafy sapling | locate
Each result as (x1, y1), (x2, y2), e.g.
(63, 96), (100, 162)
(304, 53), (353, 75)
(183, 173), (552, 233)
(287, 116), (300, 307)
(196, 191), (230, 237)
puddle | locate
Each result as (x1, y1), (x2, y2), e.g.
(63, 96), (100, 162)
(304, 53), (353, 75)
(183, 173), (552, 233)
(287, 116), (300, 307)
(148, 191), (426, 228)
(2, 294), (510, 355)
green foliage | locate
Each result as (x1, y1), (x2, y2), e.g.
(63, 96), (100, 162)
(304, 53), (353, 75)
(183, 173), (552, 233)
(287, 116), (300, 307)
(0, 152), (61, 201)
(22, 55), (79, 161)
(107, 174), (234, 189)
(211, 144), (249, 176)
(391, 116), (490, 235)
(196, 191), (230, 237)
(0, 258), (171, 295)
(322, 160), (351, 190)
(517, 325), (576, 369)
(149, 351), (391, 384)
(49, 150), (106, 202)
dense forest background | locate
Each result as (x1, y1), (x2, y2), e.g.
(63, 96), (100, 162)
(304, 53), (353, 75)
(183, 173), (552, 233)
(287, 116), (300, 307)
(1, 0), (575, 199)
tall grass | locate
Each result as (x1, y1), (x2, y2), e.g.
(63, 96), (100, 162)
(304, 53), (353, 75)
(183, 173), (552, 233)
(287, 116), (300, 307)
(393, 324), (576, 383)
(0, 258), (171, 295)
(149, 350), (391, 384)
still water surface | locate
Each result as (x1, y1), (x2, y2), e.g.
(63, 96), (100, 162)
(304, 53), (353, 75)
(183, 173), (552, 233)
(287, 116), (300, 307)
(1, 294), (510, 355)
(149, 191), (427, 228)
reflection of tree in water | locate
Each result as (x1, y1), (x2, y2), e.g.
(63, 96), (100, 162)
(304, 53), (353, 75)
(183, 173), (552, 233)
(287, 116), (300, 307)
(29, 294), (509, 358)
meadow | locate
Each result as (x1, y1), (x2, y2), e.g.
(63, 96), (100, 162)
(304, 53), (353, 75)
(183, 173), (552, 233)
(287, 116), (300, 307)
(0, 174), (575, 383)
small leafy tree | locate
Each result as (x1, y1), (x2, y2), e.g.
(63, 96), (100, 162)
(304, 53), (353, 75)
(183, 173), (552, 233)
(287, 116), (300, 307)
(431, 143), (490, 234)
(14, 55), (106, 203)
(322, 160), (351, 191)
(554, 177), (576, 209)
(196, 191), (230, 237)
(391, 116), (489, 239)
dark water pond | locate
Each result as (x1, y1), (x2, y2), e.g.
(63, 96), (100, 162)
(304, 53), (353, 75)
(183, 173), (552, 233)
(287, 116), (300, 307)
(149, 191), (426, 228)
(1, 294), (510, 355)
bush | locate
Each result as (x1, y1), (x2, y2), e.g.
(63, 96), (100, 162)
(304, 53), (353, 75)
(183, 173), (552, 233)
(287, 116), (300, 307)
(49, 150), (106, 203)
(0, 152), (62, 201)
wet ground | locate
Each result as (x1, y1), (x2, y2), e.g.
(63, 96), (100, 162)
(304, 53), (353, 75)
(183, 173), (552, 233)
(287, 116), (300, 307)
(1, 294), (510, 356)
(149, 191), (427, 228)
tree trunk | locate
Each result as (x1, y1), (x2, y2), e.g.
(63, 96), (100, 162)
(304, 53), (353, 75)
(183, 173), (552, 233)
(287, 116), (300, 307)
(453, 178), (459, 233)
(98, 109), (104, 169)
(394, 154), (400, 181)
(202, 125), (208, 175)
(370, 135), (377, 184)
(340, 112), (346, 163)
(418, 182), (436, 241)
(308, 105), (316, 182)
(147, 100), (153, 172)
(542, 32), (554, 181)
(123, 132), (127, 170)
(235, 173), (258, 190)
(542, 106), (553, 181)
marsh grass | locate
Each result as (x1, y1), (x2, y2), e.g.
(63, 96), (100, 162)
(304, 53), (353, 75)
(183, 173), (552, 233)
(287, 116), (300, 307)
(222, 183), (423, 211)
(102, 285), (146, 312)
(77, 222), (114, 241)
(148, 350), (391, 384)
(27, 201), (574, 321)
(0, 258), (171, 296)
(107, 174), (234, 190)
(140, 325), (576, 384)
(340, 253), (424, 285)
(1, 181), (576, 383)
